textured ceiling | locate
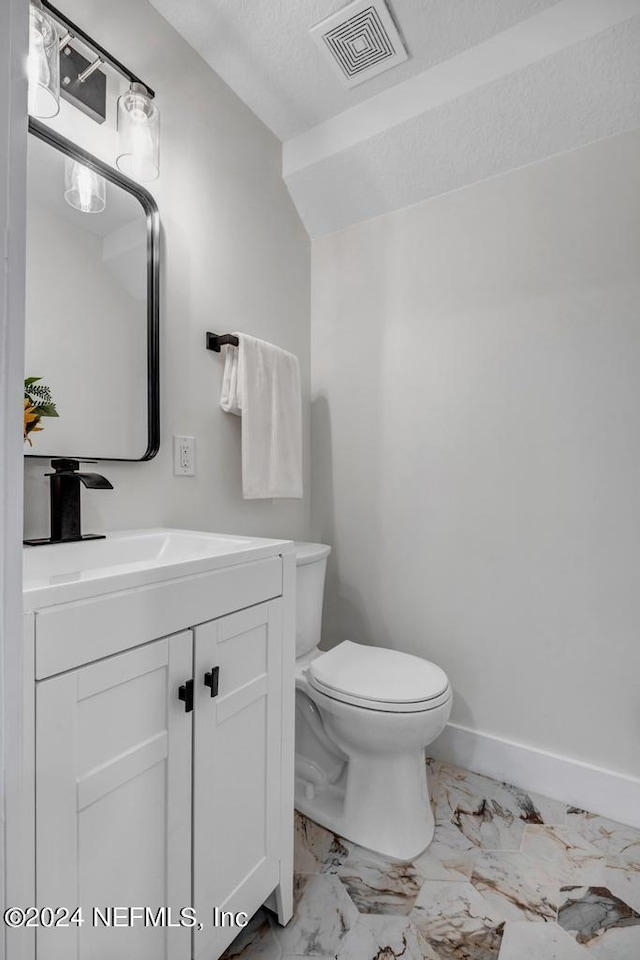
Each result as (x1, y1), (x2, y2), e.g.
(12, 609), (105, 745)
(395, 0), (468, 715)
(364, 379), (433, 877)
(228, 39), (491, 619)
(149, 0), (563, 140)
(286, 16), (640, 236)
(149, 0), (640, 236)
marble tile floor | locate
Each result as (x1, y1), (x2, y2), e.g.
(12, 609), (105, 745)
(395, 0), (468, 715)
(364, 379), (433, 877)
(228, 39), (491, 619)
(220, 758), (640, 960)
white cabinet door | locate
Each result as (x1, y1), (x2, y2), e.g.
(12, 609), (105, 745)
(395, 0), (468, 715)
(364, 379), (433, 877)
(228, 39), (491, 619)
(193, 601), (283, 960)
(35, 632), (192, 960)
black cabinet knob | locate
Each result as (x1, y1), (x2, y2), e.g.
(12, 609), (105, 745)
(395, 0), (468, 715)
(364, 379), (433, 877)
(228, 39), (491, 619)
(204, 666), (220, 698)
(178, 679), (194, 712)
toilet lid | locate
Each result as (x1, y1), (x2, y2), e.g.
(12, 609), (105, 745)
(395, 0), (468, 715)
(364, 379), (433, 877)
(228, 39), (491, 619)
(308, 641), (449, 709)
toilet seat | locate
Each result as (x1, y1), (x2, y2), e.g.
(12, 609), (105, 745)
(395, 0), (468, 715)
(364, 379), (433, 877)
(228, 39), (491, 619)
(308, 640), (451, 713)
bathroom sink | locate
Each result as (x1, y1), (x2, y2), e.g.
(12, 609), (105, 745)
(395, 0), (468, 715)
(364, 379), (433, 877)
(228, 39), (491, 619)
(23, 528), (292, 607)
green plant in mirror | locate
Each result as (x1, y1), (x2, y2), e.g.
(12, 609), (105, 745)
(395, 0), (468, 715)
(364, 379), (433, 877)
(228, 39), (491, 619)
(24, 376), (58, 445)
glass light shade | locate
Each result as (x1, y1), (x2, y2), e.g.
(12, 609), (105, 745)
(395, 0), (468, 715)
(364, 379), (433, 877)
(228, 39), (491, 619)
(28, 0), (60, 119)
(116, 83), (159, 182)
(64, 159), (106, 214)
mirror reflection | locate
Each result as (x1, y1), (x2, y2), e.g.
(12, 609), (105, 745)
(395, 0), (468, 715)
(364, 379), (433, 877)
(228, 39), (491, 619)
(24, 127), (158, 461)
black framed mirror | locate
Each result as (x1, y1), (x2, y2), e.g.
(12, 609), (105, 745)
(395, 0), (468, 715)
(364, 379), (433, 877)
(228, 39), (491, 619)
(24, 119), (160, 461)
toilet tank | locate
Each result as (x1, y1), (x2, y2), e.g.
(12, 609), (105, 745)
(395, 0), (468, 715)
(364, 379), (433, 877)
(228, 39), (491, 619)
(294, 542), (331, 657)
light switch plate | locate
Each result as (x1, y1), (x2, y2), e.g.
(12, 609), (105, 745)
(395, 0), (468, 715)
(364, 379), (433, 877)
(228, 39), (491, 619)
(173, 435), (195, 476)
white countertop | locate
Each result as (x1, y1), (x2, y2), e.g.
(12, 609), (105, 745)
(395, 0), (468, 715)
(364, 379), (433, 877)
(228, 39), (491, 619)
(23, 527), (294, 610)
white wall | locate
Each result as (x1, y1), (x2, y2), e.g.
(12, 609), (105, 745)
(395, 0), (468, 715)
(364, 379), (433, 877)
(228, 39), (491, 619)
(23, 0), (311, 542)
(0, 0), (28, 945)
(312, 130), (640, 780)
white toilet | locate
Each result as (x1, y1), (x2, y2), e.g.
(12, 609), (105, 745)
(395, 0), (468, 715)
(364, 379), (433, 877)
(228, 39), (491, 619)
(294, 542), (452, 860)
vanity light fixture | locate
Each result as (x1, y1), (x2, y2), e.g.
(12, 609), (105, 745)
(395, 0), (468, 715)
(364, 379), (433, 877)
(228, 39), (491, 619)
(64, 157), (106, 214)
(34, 2), (160, 183)
(28, 0), (60, 119)
(116, 83), (160, 183)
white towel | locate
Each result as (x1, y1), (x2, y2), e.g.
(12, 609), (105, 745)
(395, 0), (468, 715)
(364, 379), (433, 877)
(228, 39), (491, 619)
(220, 333), (303, 499)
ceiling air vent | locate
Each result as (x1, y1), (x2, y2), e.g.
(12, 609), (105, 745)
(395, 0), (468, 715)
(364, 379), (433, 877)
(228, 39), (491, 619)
(310, 0), (407, 89)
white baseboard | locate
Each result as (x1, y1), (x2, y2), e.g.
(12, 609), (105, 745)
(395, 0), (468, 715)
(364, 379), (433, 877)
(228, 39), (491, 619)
(428, 722), (640, 830)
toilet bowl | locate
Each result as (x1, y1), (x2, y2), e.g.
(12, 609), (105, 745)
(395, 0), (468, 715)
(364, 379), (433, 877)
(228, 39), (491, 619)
(293, 543), (452, 860)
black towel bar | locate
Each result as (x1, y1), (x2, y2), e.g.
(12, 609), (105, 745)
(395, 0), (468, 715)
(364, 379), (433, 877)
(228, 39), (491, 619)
(206, 332), (239, 352)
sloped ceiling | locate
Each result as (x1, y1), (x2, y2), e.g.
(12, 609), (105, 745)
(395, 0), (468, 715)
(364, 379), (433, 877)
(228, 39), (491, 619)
(150, 0), (640, 236)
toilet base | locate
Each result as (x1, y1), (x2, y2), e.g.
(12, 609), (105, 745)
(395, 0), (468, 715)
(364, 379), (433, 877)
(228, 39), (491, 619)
(294, 749), (435, 861)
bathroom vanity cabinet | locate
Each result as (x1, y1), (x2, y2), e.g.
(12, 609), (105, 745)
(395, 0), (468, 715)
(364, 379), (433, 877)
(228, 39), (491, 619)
(14, 532), (296, 960)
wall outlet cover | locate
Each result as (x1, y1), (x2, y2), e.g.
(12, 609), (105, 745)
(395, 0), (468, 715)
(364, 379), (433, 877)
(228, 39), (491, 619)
(173, 435), (195, 476)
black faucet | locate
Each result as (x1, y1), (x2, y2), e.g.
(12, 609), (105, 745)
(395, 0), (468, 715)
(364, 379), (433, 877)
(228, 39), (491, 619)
(24, 458), (113, 547)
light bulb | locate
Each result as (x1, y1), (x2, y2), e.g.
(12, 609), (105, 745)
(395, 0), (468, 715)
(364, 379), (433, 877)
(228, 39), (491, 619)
(64, 159), (106, 214)
(116, 83), (159, 182)
(28, 0), (60, 119)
